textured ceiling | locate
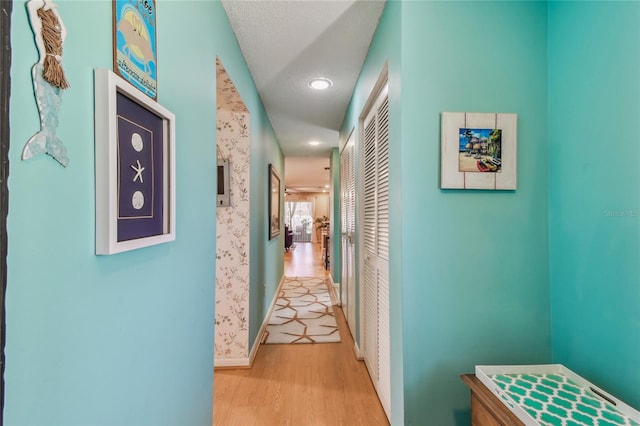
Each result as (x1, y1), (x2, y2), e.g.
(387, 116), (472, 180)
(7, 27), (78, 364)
(221, 0), (385, 191)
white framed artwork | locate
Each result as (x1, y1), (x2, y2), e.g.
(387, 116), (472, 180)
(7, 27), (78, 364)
(441, 112), (517, 190)
(94, 68), (176, 255)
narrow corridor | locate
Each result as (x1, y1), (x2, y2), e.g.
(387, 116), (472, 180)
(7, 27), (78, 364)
(213, 243), (388, 426)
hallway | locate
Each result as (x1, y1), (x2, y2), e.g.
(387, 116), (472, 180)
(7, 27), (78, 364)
(283, 241), (330, 278)
(213, 243), (389, 426)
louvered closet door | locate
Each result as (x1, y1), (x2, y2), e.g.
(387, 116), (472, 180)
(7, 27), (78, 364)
(340, 134), (356, 337)
(361, 83), (390, 418)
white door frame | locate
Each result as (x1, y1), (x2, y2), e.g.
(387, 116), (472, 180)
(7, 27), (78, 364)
(357, 62), (390, 419)
(340, 129), (356, 339)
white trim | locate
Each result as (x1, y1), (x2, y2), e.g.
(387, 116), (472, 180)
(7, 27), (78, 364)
(353, 341), (362, 360)
(326, 274), (340, 306)
(257, 275), (286, 342)
(333, 283), (341, 307)
(359, 61), (389, 123)
(214, 357), (250, 369)
(358, 68), (389, 351)
(340, 129), (357, 338)
(327, 273), (335, 287)
(358, 63), (391, 421)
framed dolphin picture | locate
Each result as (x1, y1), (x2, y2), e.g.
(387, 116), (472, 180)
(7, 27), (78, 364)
(113, 0), (157, 99)
(94, 68), (175, 255)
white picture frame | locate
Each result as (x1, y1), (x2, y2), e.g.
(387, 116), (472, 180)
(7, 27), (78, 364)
(94, 68), (175, 255)
(441, 112), (517, 190)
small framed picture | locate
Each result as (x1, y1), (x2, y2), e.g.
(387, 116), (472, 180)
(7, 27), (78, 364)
(269, 164), (281, 240)
(441, 112), (517, 190)
(94, 68), (175, 255)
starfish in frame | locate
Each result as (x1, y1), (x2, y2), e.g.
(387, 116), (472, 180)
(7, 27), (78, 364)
(131, 160), (145, 183)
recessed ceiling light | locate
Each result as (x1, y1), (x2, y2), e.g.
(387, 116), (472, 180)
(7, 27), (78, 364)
(309, 140), (321, 146)
(308, 78), (333, 90)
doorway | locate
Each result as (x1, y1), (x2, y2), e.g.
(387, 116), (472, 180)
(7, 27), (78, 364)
(340, 130), (356, 337)
(359, 68), (390, 419)
(284, 200), (313, 243)
(213, 57), (251, 367)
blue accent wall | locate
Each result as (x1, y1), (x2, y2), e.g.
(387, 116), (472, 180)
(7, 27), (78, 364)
(400, 3), (551, 424)
(548, 0), (640, 409)
(7, 0), (638, 424)
(342, 1), (551, 424)
(6, 1), (281, 424)
(252, 121), (284, 343)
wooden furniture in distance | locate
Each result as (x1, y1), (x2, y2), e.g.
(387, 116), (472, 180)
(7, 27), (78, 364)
(284, 225), (293, 251)
(322, 233), (330, 270)
(460, 374), (524, 426)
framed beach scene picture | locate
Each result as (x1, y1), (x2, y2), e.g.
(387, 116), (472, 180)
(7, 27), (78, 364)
(441, 112), (517, 190)
(458, 128), (502, 173)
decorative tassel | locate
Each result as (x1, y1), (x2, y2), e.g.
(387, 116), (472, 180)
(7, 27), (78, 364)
(37, 7), (69, 89)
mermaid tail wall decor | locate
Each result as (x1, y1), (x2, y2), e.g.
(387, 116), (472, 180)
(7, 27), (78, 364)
(23, 0), (70, 167)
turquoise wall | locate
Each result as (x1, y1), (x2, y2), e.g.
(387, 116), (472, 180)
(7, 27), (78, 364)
(252, 121), (284, 345)
(400, 2), (550, 424)
(6, 0), (281, 424)
(548, 1), (640, 409)
(342, 1), (551, 424)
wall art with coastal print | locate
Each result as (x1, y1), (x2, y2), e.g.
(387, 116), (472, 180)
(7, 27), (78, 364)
(94, 68), (175, 255)
(441, 112), (517, 190)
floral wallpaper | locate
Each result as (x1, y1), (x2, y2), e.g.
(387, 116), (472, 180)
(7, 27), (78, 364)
(214, 59), (250, 362)
(216, 57), (248, 114)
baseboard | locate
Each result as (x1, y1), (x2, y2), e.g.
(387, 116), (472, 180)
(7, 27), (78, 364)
(253, 274), (286, 345)
(353, 340), (363, 360)
(214, 275), (285, 370)
(326, 275), (340, 306)
(327, 274), (341, 307)
(214, 357), (251, 369)
(247, 313), (265, 365)
(331, 276), (340, 306)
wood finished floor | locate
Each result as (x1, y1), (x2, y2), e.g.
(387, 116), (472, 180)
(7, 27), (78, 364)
(213, 242), (389, 426)
(283, 241), (331, 278)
